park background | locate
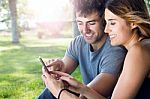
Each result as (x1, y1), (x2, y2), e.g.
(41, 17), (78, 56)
(0, 0), (150, 98)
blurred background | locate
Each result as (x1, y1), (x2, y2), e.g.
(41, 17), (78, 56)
(0, 0), (81, 98)
(0, 0), (149, 98)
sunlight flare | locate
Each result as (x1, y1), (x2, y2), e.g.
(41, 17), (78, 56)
(27, 0), (71, 22)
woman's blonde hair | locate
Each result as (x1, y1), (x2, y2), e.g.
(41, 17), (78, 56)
(106, 0), (150, 37)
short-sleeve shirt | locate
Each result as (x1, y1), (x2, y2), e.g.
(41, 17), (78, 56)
(65, 35), (126, 84)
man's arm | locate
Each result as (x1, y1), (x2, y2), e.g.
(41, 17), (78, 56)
(87, 45), (126, 97)
(62, 55), (78, 74)
(46, 55), (78, 74)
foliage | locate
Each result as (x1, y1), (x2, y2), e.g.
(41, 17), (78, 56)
(0, 0), (10, 27)
(0, 0), (29, 29)
(145, 0), (150, 13)
(0, 34), (81, 98)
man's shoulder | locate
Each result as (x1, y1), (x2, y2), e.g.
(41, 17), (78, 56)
(103, 37), (127, 54)
(73, 35), (86, 44)
(74, 35), (84, 40)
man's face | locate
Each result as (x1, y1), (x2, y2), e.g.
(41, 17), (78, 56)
(76, 11), (104, 44)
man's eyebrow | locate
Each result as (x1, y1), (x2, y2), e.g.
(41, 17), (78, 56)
(87, 20), (97, 23)
(76, 20), (97, 23)
(76, 20), (82, 22)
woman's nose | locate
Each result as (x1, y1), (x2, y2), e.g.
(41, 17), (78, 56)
(104, 24), (110, 34)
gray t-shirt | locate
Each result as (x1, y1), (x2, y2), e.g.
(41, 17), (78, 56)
(65, 35), (126, 84)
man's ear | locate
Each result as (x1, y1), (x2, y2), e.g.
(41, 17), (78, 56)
(130, 23), (137, 29)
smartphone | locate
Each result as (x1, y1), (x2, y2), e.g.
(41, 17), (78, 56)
(39, 57), (69, 88)
(39, 57), (51, 74)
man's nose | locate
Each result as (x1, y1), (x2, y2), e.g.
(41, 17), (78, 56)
(82, 24), (90, 33)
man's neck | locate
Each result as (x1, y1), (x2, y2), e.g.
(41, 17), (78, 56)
(91, 34), (107, 51)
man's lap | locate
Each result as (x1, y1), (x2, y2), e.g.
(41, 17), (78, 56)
(37, 88), (56, 99)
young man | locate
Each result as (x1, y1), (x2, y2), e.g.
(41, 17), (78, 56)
(38, 0), (127, 98)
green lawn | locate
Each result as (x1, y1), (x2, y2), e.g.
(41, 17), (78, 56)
(0, 34), (81, 99)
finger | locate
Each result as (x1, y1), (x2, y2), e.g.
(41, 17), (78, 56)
(43, 71), (52, 80)
(47, 59), (62, 67)
(67, 86), (80, 93)
(42, 66), (45, 73)
(46, 59), (55, 67)
(42, 66), (51, 74)
(46, 63), (58, 69)
(60, 76), (79, 87)
(41, 74), (48, 85)
(53, 71), (71, 77)
(45, 60), (49, 66)
(60, 76), (85, 94)
(44, 71), (60, 81)
(42, 69), (59, 81)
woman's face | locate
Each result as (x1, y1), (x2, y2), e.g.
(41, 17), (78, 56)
(104, 9), (134, 47)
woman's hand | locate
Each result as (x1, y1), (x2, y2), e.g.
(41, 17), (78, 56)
(42, 70), (80, 99)
(54, 71), (87, 95)
(54, 71), (105, 99)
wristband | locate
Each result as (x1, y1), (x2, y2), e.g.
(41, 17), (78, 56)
(58, 89), (69, 99)
(57, 88), (79, 99)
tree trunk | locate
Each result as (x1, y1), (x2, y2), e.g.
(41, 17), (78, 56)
(8, 0), (19, 43)
(72, 11), (80, 38)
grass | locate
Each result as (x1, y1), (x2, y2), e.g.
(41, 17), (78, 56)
(0, 33), (81, 99)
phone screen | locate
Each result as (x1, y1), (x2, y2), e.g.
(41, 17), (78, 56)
(39, 57), (50, 74)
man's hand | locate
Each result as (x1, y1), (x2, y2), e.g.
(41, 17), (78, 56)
(45, 59), (64, 72)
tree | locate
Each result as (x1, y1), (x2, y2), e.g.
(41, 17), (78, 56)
(145, 0), (150, 12)
(0, 0), (10, 28)
(8, 0), (19, 43)
(72, 11), (80, 37)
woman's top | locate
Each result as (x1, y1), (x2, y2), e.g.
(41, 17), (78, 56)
(135, 77), (150, 99)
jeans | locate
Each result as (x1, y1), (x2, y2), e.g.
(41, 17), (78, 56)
(37, 87), (80, 99)
(37, 88), (56, 99)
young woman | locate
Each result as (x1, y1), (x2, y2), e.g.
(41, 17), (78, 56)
(42, 0), (150, 98)
(104, 0), (150, 98)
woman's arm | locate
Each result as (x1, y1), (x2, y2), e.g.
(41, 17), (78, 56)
(111, 45), (150, 99)
(59, 71), (106, 99)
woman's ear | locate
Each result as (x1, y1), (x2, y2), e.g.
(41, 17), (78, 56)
(130, 23), (137, 29)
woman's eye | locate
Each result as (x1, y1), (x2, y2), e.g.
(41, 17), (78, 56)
(110, 22), (116, 25)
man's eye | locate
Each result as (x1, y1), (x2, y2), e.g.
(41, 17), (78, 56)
(88, 22), (96, 25)
(77, 22), (82, 25)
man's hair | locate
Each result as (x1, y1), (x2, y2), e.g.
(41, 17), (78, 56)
(71, 0), (107, 28)
(72, 0), (107, 17)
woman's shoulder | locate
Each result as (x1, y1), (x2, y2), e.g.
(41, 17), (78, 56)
(140, 38), (150, 48)
(127, 39), (150, 66)
(130, 39), (150, 54)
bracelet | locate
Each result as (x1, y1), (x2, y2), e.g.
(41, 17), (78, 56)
(57, 88), (69, 99)
(57, 88), (79, 99)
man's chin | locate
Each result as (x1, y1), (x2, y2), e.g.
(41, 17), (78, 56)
(85, 39), (94, 44)
(111, 42), (119, 46)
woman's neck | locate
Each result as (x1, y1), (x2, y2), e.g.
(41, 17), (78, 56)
(124, 33), (141, 50)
